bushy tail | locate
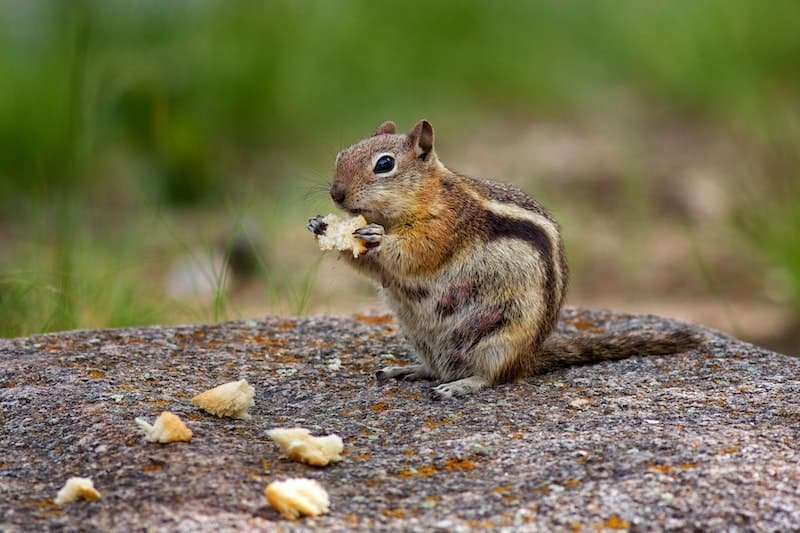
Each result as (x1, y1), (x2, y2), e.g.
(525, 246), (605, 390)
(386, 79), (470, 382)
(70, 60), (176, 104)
(537, 329), (701, 374)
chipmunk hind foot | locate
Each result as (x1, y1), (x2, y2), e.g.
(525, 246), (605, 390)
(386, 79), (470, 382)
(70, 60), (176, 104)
(432, 376), (489, 400)
(376, 364), (435, 383)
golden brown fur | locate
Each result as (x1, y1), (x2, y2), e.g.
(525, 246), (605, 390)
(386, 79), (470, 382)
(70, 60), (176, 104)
(309, 120), (701, 399)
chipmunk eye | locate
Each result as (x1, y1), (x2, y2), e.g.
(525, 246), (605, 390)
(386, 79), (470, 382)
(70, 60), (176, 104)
(373, 155), (395, 174)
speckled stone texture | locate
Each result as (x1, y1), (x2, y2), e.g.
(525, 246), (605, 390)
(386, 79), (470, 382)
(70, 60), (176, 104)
(1, 306), (798, 532)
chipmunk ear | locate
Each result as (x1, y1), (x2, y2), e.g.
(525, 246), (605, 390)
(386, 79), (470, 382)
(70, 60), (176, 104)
(408, 119), (434, 159)
(373, 121), (397, 136)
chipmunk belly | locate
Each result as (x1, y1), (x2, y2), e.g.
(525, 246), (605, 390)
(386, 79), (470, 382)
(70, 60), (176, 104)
(383, 240), (551, 382)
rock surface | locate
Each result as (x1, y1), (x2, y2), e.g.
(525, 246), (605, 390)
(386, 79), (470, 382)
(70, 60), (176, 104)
(1, 307), (798, 531)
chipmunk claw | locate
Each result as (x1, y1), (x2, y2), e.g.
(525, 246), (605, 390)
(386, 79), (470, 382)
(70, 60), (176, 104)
(307, 215), (328, 235)
(353, 223), (384, 243)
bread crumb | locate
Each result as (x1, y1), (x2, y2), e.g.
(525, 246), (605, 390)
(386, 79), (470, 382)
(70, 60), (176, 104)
(191, 379), (255, 419)
(54, 477), (101, 505)
(315, 214), (367, 257)
(264, 478), (329, 519)
(267, 427), (343, 467)
(135, 411), (193, 443)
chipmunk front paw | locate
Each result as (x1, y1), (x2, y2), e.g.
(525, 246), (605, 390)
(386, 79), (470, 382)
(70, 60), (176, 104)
(307, 215), (328, 236)
(353, 223), (384, 255)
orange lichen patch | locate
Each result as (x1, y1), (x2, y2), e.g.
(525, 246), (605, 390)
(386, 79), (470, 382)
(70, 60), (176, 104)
(566, 317), (607, 334)
(648, 462), (698, 473)
(444, 457), (476, 471)
(517, 511), (535, 525)
(718, 446), (740, 455)
(565, 478), (583, 489)
(249, 334), (290, 349)
(349, 363), (377, 373)
(142, 463), (163, 473)
(186, 412), (204, 421)
(146, 399), (169, 406)
(344, 514), (360, 524)
(369, 402), (392, 413)
(354, 453), (372, 462)
(572, 522), (583, 532)
(511, 432), (524, 440)
(353, 313), (395, 325)
(396, 465), (437, 478)
(467, 520), (496, 528)
(116, 383), (135, 391)
(275, 320), (297, 330)
(171, 332), (206, 346)
(648, 463), (672, 474)
(492, 484), (512, 495)
(125, 438), (137, 447)
(596, 514), (630, 530)
(248, 470), (264, 480)
(423, 417), (451, 430)
(86, 370), (105, 379)
(382, 508), (406, 519)
(403, 449), (416, 458)
(339, 409), (353, 416)
(424, 495), (441, 505)
(418, 465), (438, 477)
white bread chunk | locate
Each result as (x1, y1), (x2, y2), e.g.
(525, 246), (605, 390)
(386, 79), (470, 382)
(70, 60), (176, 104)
(135, 411), (193, 443)
(267, 427), (343, 467)
(315, 214), (367, 257)
(264, 478), (329, 519)
(54, 477), (101, 505)
(191, 379), (255, 419)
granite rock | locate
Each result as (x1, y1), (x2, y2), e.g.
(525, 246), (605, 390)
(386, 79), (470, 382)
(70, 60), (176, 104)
(1, 307), (798, 531)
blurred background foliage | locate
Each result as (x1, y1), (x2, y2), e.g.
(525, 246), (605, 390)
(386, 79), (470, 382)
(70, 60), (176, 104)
(0, 0), (798, 353)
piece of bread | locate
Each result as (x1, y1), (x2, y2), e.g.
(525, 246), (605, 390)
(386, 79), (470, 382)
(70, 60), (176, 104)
(54, 477), (101, 505)
(264, 478), (329, 519)
(135, 411), (193, 443)
(267, 427), (343, 467)
(315, 214), (367, 257)
(191, 379), (255, 419)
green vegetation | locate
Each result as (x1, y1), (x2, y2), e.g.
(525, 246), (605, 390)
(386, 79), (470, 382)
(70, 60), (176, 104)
(1, 1), (798, 347)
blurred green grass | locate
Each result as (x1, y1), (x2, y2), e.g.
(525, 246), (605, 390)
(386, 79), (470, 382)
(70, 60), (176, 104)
(1, 1), (799, 343)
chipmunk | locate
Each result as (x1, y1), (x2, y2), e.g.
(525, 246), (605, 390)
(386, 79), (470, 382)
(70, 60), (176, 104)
(308, 120), (700, 399)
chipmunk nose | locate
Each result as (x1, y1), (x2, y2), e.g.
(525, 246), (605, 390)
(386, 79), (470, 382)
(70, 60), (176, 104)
(330, 181), (346, 204)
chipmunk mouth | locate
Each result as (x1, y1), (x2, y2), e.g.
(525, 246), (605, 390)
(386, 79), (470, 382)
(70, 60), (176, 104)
(349, 209), (370, 223)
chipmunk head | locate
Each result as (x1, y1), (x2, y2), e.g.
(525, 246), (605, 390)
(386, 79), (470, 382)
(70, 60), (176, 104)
(330, 119), (443, 226)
